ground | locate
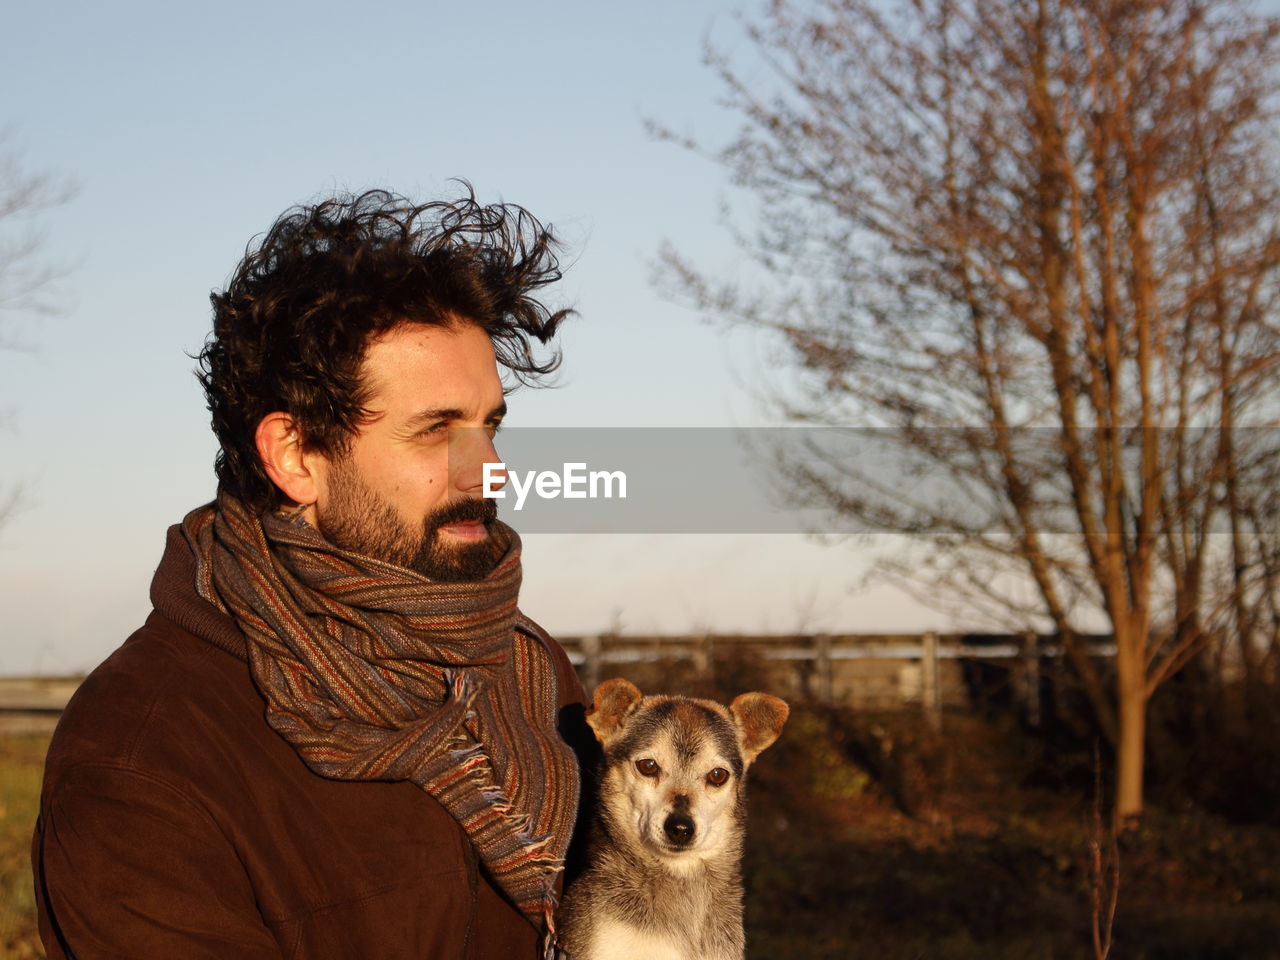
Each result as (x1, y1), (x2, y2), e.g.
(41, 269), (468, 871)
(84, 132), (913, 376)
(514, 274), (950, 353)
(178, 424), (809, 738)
(741, 706), (1280, 959)
(3, 704), (1278, 958)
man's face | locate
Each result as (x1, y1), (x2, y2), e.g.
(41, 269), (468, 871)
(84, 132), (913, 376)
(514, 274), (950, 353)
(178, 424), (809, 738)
(310, 321), (507, 581)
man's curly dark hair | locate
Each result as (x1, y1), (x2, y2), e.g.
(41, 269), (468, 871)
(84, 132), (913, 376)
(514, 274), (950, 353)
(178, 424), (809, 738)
(198, 187), (571, 513)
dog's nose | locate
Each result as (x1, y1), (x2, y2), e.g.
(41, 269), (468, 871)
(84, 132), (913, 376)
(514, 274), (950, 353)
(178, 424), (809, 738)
(663, 813), (696, 846)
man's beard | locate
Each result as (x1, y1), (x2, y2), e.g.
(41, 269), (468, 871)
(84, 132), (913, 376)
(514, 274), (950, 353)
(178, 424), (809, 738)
(314, 459), (501, 582)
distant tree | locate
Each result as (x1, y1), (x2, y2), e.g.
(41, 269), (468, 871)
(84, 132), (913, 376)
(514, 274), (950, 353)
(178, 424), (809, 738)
(0, 133), (73, 528)
(657, 0), (1280, 825)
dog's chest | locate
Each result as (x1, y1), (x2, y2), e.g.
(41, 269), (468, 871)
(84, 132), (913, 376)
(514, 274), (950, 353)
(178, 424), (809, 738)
(586, 917), (728, 960)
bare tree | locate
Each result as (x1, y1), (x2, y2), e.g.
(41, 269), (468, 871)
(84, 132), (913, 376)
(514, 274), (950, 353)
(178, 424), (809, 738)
(657, 0), (1280, 824)
(0, 133), (73, 527)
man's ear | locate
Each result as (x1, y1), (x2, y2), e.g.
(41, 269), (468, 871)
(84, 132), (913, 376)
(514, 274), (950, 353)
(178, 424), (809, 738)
(255, 412), (320, 507)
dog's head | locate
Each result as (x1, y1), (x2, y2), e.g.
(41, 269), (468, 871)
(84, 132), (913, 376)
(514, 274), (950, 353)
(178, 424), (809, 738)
(585, 678), (788, 865)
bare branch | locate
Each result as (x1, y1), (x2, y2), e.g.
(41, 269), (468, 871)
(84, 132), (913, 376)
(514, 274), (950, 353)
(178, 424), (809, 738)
(0, 133), (74, 532)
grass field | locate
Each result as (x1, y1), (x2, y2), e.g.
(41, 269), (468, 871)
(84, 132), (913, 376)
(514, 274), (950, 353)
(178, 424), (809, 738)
(4, 705), (1279, 959)
(0, 734), (47, 960)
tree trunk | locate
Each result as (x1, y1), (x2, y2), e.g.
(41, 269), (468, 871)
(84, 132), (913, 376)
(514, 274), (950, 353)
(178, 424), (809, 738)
(1115, 652), (1147, 828)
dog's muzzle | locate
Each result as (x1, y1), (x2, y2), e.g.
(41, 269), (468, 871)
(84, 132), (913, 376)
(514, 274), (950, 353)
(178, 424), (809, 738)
(663, 813), (696, 846)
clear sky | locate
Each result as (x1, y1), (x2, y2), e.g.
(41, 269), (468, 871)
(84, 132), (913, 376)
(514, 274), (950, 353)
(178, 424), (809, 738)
(0, 0), (952, 677)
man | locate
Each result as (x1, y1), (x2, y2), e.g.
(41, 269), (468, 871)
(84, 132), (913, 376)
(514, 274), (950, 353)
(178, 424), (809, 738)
(32, 189), (589, 958)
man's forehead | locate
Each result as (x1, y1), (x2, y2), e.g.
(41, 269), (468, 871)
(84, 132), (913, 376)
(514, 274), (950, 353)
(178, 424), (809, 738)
(360, 321), (481, 367)
(356, 322), (501, 410)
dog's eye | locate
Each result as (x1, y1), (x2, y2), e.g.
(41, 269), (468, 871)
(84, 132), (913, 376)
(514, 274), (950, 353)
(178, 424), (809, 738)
(635, 758), (661, 777)
(706, 767), (730, 787)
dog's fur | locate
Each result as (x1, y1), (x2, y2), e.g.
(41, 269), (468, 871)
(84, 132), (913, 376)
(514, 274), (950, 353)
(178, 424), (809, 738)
(556, 679), (788, 960)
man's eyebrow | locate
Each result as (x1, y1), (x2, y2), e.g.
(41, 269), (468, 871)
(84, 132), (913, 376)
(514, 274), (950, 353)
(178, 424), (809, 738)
(403, 407), (465, 427)
(402, 401), (507, 427)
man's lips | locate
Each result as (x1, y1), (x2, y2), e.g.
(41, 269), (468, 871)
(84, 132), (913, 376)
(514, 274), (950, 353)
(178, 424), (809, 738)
(437, 520), (489, 540)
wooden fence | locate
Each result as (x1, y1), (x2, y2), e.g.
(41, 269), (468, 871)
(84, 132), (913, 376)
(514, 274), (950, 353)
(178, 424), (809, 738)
(0, 633), (1116, 732)
(558, 633), (1116, 729)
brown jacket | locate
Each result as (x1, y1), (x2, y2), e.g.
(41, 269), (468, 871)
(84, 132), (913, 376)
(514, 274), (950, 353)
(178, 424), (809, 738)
(32, 525), (590, 959)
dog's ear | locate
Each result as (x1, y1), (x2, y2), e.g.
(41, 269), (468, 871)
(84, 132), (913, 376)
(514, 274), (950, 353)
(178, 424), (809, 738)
(586, 678), (644, 744)
(729, 693), (789, 765)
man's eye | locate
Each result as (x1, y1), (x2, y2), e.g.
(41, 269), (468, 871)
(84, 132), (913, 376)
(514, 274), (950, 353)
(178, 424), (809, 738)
(419, 422), (448, 436)
(635, 758), (660, 777)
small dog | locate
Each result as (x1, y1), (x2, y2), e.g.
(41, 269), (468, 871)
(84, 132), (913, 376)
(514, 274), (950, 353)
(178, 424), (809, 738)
(556, 678), (789, 960)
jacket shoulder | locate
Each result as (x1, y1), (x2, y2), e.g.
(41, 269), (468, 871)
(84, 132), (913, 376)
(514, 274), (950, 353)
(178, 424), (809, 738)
(42, 611), (257, 794)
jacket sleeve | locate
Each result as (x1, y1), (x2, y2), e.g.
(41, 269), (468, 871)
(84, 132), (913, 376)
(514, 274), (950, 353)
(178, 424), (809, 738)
(33, 762), (286, 960)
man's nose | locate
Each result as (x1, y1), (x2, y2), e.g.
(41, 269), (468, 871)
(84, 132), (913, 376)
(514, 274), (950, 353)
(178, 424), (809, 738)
(450, 427), (505, 494)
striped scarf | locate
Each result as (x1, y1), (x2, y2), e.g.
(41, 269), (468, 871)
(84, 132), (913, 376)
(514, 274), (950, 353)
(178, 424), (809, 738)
(181, 494), (578, 930)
